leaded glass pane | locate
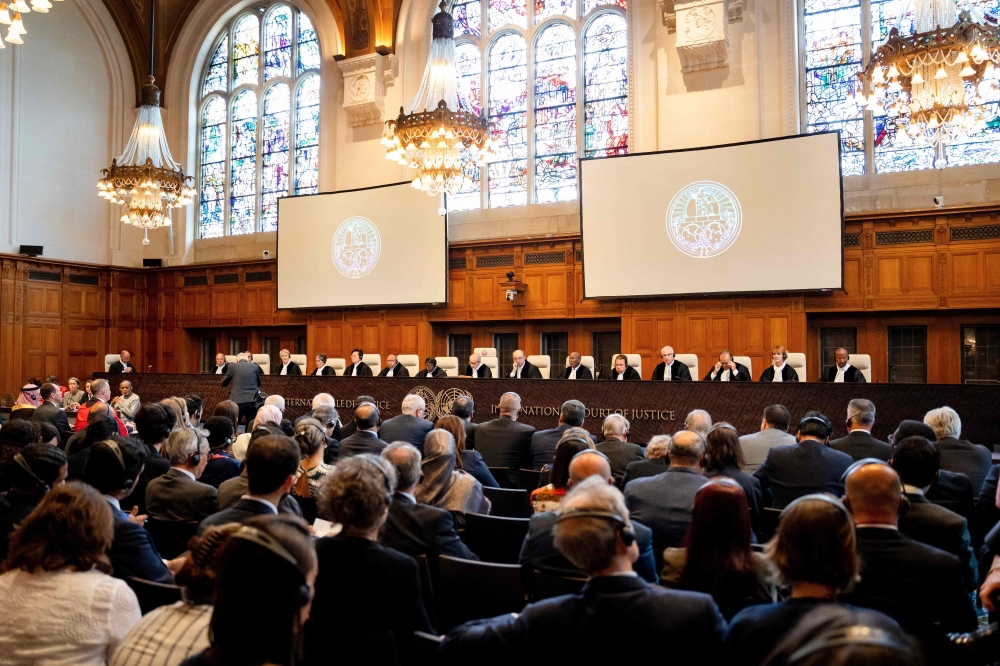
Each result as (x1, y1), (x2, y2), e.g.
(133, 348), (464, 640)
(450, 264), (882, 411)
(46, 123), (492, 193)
(536, 0), (576, 20)
(203, 36), (229, 97)
(233, 14), (260, 88)
(535, 22), (577, 202)
(264, 5), (292, 81)
(456, 42), (483, 115)
(488, 32), (528, 207)
(230, 90), (258, 235)
(489, 0), (527, 32)
(453, 0), (482, 36)
(448, 148), (482, 211)
(295, 74), (320, 194)
(261, 84), (290, 232)
(583, 13), (628, 157)
(200, 97), (226, 239)
(297, 12), (320, 73)
(583, 0), (625, 14)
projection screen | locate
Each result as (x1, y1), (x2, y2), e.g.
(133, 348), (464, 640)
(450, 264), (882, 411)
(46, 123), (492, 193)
(580, 132), (843, 299)
(277, 182), (447, 309)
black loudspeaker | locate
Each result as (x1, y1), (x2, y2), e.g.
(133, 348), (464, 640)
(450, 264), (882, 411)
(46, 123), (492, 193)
(18, 245), (42, 257)
(143, 259), (163, 268)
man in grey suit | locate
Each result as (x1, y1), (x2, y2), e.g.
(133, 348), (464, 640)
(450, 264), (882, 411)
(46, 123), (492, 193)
(529, 400), (592, 470)
(739, 404), (796, 472)
(475, 392), (536, 471)
(146, 428), (218, 522)
(32, 383), (70, 446)
(830, 399), (891, 461)
(596, 414), (643, 482)
(379, 395), (434, 453)
(340, 404), (390, 458)
(221, 352), (262, 427)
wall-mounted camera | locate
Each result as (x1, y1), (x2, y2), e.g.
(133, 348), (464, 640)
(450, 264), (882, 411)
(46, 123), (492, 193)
(505, 290), (516, 301)
(933, 196), (944, 209)
(263, 250), (272, 259)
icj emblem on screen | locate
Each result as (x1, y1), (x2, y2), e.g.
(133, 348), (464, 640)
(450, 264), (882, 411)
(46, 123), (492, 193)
(332, 216), (381, 278)
(666, 181), (742, 258)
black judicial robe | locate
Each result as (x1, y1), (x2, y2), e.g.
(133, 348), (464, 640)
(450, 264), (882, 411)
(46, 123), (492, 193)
(758, 365), (799, 382)
(414, 367), (447, 378)
(276, 362), (302, 376)
(702, 363), (751, 382)
(509, 361), (543, 379)
(344, 362), (374, 377)
(608, 366), (641, 381)
(313, 366), (337, 376)
(464, 364), (493, 378)
(823, 364), (867, 383)
(562, 365), (593, 380)
(378, 364), (410, 378)
(650, 361), (692, 381)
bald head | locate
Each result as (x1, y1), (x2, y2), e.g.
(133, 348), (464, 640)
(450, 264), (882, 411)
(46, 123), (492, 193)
(569, 451), (613, 486)
(499, 392), (521, 417)
(668, 430), (705, 468)
(845, 463), (904, 526)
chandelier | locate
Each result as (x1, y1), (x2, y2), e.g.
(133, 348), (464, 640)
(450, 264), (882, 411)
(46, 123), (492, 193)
(381, 1), (495, 195)
(97, 0), (194, 245)
(0, 0), (61, 47)
(860, 0), (1000, 168)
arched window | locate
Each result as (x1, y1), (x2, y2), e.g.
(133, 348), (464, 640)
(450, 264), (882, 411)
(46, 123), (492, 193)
(450, 0), (628, 211)
(802, 0), (1000, 174)
(198, 3), (320, 238)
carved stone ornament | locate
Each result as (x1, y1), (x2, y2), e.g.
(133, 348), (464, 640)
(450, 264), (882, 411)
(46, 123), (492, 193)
(662, 0), (744, 35)
(673, 0), (731, 73)
(337, 53), (398, 127)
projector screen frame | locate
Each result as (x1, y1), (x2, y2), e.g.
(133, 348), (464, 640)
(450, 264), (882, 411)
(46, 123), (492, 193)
(578, 130), (845, 301)
(275, 181), (449, 311)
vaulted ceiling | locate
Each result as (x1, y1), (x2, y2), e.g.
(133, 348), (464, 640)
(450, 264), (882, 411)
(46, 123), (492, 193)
(101, 0), (401, 105)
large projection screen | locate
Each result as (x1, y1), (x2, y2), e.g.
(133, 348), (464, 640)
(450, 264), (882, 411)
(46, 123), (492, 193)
(580, 132), (843, 299)
(277, 182), (447, 309)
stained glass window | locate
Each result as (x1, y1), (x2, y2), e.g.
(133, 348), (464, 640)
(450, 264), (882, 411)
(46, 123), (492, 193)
(197, 3), (321, 238)
(584, 0), (625, 12)
(584, 13), (628, 157)
(451, 43), (483, 211)
(535, 23), (577, 202)
(453, 0), (482, 36)
(489, 0), (527, 32)
(536, 0), (576, 19)
(488, 32), (529, 208)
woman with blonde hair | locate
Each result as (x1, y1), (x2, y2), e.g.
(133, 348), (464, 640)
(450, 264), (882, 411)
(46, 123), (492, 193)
(62, 377), (86, 412)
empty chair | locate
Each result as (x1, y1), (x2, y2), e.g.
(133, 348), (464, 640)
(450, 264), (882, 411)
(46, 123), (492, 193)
(290, 354), (308, 374)
(251, 353), (271, 375)
(482, 486), (531, 518)
(435, 555), (526, 631)
(479, 355), (499, 376)
(527, 355), (551, 379)
(125, 576), (183, 615)
(436, 357), (460, 377)
(143, 519), (199, 560)
(517, 469), (543, 491)
(848, 353), (872, 382)
(786, 352), (807, 381)
(532, 568), (587, 601)
(462, 513), (530, 564)
(488, 467), (513, 489)
(674, 354), (699, 381)
(326, 357), (347, 375)
(363, 353), (382, 374)
(397, 354), (421, 376)
(104, 354), (122, 372)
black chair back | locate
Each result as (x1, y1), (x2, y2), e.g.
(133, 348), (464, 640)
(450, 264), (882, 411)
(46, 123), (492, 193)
(517, 469), (543, 491)
(436, 555), (526, 631)
(296, 496), (318, 525)
(144, 519), (200, 559)
(125, 576), (183, 615)
(462, 513), (530, 563)
(532, 568), (586, 601)
(760, 507), (782, 542)
(488, 467), (512, 489)
(482, 486), (531, 518)
(414, 553), (437, 628)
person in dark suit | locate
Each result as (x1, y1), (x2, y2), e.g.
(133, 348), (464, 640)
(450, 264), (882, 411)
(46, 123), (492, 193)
(625, 431), (710, 570)
(200, 434), (301, 532)
(753, 412), (853, 509)
(474, 392), (536, 470)
(413, 357), (446, 378)
(758, 345), (799, 382)
(0, 444), (67, 559)
(596, 414), (643, 481)
(275, 349), (302, 375)
(893, 419), (975, 518)
(444, 475), (726, 663)
(338, 404), (389, 458)
(891, 436), (977, 590)
(200, 416), (241, 488)
(509, 349), (542, 379)
(562, 351), (593, 379)
(452, 395), (478, 450)
(529, 400), (592, 470)
(221, 353), (263, 427)
(924, 406), (992, 494)
(119, 403), (173, 515)
(379, 442), (477, 559)
(107, 349), (137, 373)
(608, 354), (640, 381)
(520, 452), (657, 582)
(650, 346), (692, 381)
(84, 438), (173, 583)
(703, 350), (751, 382)
(344, 349), (374, 377)
(336, 394), (375, 442)
(464, 352), (493, 378)
(621, 435), (670, 487)
(829, 399), (891, 461)
(704, 424), (763, 539)
(843, 462), (978, 643)
(379, 395), (434, 451)
(208, 353), (231, 376)
(311, 354), (337, 376)
(823, 347), (867, 382)
(377, 353), (410, 378)
(145, 428), (218, 522)
(31, 382), (70, 445)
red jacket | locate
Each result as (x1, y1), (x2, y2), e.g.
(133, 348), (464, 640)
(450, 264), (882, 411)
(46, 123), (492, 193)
(73, 400), (128, 436)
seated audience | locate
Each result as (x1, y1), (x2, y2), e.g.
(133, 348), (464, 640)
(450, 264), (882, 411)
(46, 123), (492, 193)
(264, 394), (293, 436)
(684, 409), (713, 439)
(62, 376), (86, 412)
(474, 392), (536, 470)
(146, 428), (219, 522)
(521, 453), (657, 583)
(233, 404), (282, 462)
(312, 353), (336, 376)
(0, 419), (39, 470)
(185, 395), (204, 427)
(291, 419), (334, 523)
(739, 405), (795, 472)
(337, 395), (375, 440)
(67, 413), (120, 481)
(621, 434), (670, 486)
(704, 350), (751, 382)
(377, 353), (409, 377)
(202, 435), (302, 530)
(753, 412), (853, 509)
(661, 478), (776, 620)
(9, 381), (40, 420)
(307, 404), (341, 463)
(435, 414), (497, 488)
(923, 406), (992, 495)
(307, 455), (433, 664)
(608, 354), (640, 380)
(416, 429), (490, 515)
(596, 414), (643, 481)
(199, 416), (240, 488)
(704, 423), (763, 538)
(724, 494), (860, 666)
(339, 403), (388, 458)
(444, 476), (725, 662)
(0, 444), (67, 559)
(378, 395), (432, 451)
(111, 525), (239, 666)
(37, 422), (60, 448)
(530, 434), (594, 513)
(379, 442), (477, 559)
(893, 419), (974, 518)
(111, 380), (141, 422)
(415, 357), (446, 378)
(625, 430), (710, 569)
(183, 516), (317, 666)
(211, 400), (239, 433)
(529, 400), (590, 470)
(162, 396), (191, 429)
(0, 483), (141, 664)
(450, 394), (478, 447)
(122, 403), (173, 515)
(830, 399), (890, 461)
(74, 379), (128, 436)
(31, 382), (70, 446)
(759, 345), (798, 382)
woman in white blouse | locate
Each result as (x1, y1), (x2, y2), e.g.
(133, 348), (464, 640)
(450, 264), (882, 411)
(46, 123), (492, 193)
(0, 482), (141, 665)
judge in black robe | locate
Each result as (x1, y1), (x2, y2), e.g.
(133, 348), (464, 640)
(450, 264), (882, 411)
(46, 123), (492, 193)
(759, 348), (799, 382)
(414, 357), (447, 378)
(562, 352), (593, 379)
(465, 354), (493, 378)
(378, 355), (411, 377)
(608, 355), (641, 381)
(703, 353), (751, 382)
(344, 349), (374, 377)
(312, 354), (337, 376)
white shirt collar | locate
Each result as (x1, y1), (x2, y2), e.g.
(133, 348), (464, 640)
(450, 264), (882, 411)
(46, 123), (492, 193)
(902, 484), (926, 496)
(173, 467), (196, 481)
(855, 523), (898, 531)
(399, 491), (417, 503)
(240, 495), (277, 513)
(386, 365), (395, 376)
(103, 495), (121, 511)
(568, 365), (578, 379)
(848, 427), (870, 435)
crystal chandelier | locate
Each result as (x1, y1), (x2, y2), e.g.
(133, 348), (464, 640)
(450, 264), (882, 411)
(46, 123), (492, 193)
(97, 0), (194, 245)
(0, 0), (61, 47)
(381, 1), (495, 195)
(860, 0), (1000, 168)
